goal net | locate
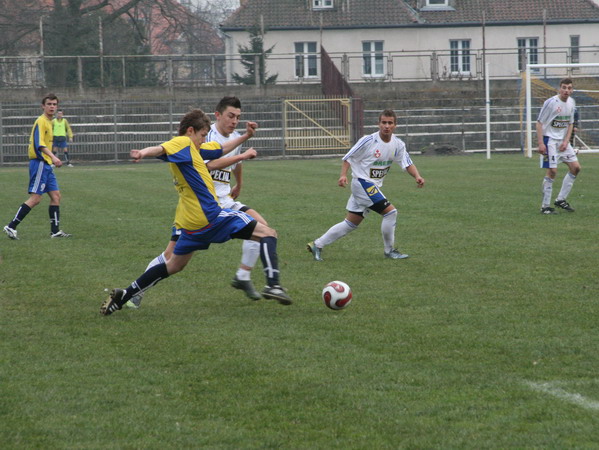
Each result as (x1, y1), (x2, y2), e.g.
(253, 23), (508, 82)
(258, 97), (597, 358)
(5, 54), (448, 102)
(522, 63), (599, 157)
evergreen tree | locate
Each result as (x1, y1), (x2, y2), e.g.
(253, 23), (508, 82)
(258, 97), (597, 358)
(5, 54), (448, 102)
(232, 25), (277, 85)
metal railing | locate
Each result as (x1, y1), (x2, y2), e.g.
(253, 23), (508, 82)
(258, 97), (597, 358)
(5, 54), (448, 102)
(0, 46), (596, 89)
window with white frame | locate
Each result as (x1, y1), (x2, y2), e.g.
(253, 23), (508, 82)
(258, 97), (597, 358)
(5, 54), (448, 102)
(427, 0), (448, 6)
(570, 35), (580, 64)
(450, 40), (471, 74)
(362, 41), (385, 77)
(313, 0), (333, 9)
(295, 42), (318, 78)
(517, 38), (538, 71)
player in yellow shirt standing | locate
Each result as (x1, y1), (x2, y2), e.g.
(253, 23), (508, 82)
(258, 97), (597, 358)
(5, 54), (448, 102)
(52, 109), (74, 167)
(3, 94), (72, 240)
(100, 109), (292, 315)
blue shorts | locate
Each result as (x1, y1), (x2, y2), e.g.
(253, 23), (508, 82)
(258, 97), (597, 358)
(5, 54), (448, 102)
(53, 136), (68, 149)
(173, 209), (255, 255)
(28, 160), (59, 194)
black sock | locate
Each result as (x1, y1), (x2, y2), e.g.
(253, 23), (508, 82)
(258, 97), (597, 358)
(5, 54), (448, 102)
(260, 236), (280, 287)
(8, 203), (32, 229)
(64, 151), (70, 163)
(121, 262), (170, 303)
(49, 205), (60, 234)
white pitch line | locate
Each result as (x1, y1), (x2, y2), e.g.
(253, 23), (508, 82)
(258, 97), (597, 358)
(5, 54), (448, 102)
(525, 381), (599, 411)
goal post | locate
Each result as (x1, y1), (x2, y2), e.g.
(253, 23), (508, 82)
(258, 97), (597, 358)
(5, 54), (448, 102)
(524, 63), (599, 157)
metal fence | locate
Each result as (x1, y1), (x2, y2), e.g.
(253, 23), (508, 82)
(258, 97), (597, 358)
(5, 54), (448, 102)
(0, 98), (525, 166)
(1, 46), (597, 89)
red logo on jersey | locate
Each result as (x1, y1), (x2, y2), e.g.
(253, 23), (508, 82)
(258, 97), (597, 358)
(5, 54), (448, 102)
(374, 149), (381, 158)
(556, 106), (562, 113)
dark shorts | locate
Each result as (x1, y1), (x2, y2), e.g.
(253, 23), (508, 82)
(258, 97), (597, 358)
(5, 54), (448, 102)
(28, 160), (59, 194)
(173, 209), (257, 255)
(53, 136), (68, 149)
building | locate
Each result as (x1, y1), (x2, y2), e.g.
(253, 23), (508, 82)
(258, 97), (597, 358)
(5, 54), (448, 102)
(221, 0), (599, 84)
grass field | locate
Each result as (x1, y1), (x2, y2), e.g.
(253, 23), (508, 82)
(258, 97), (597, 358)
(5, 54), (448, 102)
(2, 153), (599, 448)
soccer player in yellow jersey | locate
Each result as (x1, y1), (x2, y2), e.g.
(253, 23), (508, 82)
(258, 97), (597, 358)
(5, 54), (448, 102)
(101, 109), (292, 315)
(3, 93), (72, 240)
(52, 110), (74, 167)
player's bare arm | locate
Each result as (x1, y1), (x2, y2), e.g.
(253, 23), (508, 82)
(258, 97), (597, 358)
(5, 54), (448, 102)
(560, 124), (574, 152)
(230, 164), (243, 199)
(220, 125), (257, 156)
(536, 121), (547, 154)
(338, 160), (350, 187)
(206, 148), (257, 171)
(41, 146), (62, 167)
(130, 145), (165, 162)
(407, 164), (425, 187)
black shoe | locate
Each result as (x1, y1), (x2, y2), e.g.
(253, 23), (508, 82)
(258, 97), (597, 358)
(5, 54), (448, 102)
(262, 285), (292, 305)
(540, 207), (557, 215)
(554, 199), (575, 212)
(100, 289), (126, 315)
(231, 277), (262, 300)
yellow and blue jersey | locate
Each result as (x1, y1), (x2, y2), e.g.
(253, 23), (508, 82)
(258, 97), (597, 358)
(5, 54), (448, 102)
(28, 114), (54, 164)
(159, 136), (224, 231)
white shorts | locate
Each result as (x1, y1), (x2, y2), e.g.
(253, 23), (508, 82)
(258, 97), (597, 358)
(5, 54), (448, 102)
(541, 137), (578, 169)
(345, 178), (387, 214)
(219, 195), (247, 211)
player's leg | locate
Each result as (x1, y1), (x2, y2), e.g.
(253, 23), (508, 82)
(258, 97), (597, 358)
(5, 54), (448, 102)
(232, 205), (264, 300)
(101, 247), (194, 316)
(375, 202), (408, 259)
(540, 139), (558, 214)
(555, 154), (581, 212)
(242, 220), (292, 305)
(47, 187), (71, 238)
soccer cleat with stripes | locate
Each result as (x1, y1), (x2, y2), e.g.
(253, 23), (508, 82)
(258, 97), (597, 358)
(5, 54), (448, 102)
(384, 249), (409, 259)
(554, 199), (575, 212)
(231, 277), (262, 300)
(540, 207), (558, 215)
(306, 241), (323, 261)
(100, 289), (126, 315)
(3, 225), (18, 240)
(262, 285), (292, 305)
(50, 230), (72, 238)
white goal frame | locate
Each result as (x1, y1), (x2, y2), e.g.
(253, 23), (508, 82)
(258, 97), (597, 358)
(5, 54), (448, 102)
(525, 63), (599, 157)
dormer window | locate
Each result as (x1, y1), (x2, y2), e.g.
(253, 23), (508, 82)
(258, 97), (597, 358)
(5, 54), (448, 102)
(421, 0), (453, 10)
(313, 0), (333, 10)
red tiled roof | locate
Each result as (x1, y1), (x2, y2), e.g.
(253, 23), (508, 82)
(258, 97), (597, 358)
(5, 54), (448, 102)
(222, 0), (599, 30)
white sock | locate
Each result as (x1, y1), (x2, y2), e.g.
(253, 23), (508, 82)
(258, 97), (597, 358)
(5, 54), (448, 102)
(557, 172), (576, 201)
(381, 209), (397, 254)
(146, 252), (166, 271)
(315, 219), (357, 248)
(235, 267), (252, 281)
(240, 239), (260, 269)
(541, 176), (554, 208)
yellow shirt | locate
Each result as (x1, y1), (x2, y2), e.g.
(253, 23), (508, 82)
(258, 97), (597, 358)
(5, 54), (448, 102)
(28, 114), (54, 164)
(52, 118), (73, 139)
(159, 136), (224, 231)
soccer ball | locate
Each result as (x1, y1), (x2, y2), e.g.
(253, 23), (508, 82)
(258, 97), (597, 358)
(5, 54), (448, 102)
(322, 281), (352, 310)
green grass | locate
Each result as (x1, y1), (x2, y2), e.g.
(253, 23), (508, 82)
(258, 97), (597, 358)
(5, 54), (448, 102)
(2, 154), (599, 448)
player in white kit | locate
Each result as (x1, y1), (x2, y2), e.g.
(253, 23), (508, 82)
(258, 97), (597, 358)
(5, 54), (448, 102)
(206, 96), (268, 300)
(536, 77), (581, 214)
(307, 109), (425, 261)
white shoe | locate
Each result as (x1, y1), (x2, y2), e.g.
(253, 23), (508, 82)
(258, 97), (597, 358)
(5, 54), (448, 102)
(67, 163), (74, 167)
(50, 230), (72, 238)
(3, 225), (18, 240)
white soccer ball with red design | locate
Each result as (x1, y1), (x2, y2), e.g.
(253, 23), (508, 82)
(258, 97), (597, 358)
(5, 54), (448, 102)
(322, 281), (352, 310)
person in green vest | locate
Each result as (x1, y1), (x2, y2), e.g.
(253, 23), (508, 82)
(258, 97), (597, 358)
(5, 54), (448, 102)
(52, 110), (74, 167)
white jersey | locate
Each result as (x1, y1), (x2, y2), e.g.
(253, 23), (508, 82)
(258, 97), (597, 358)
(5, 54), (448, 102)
(206, 124), (242, 199)
(343, 131), (413, 188)
(537, 95), (575, 141)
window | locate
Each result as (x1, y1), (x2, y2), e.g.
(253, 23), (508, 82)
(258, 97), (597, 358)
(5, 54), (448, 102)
(570, 35), (580, 64)
(362, 41), (385, 77)
(422, 0), (451, 9)
(517, 38), (538, 71)
(313, 0), (333, 9)
(295, 42), (318, 78)
(450, 40), (471, 74)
